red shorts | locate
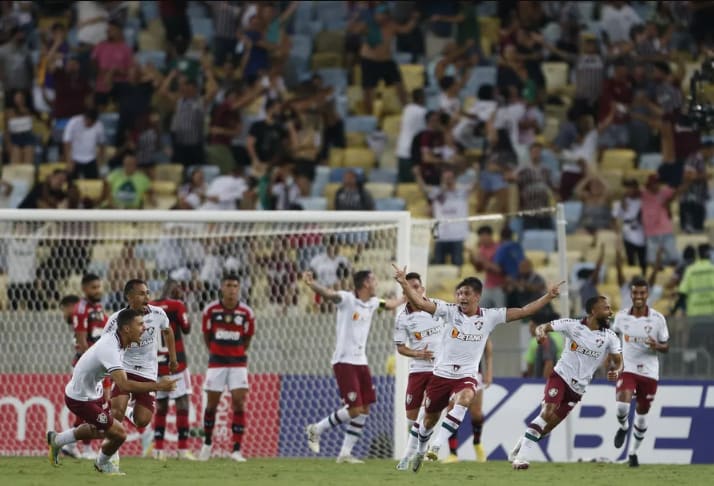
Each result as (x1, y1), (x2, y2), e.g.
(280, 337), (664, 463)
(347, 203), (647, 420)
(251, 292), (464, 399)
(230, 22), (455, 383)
(543, 372), (583, 419)
(333, 363), (376, 408)
(405, 372), (433, 411)
(65, 395), (113, 431)
(424, 375), (478, 414)
(111, 372), (156, 413)
(616, 372), (658, 410)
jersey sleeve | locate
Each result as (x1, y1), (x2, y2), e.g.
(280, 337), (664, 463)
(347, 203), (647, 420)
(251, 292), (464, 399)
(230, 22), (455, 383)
(201, 305), (212, 334)
(158, 308), (170, 330)
(608, 330), (622, 354)
(176, 301), (190, 332)
(243, 305), (256, 338)
(72, 304), (87, 333)
(551, 318), (575, 337)
(393, 307), (408, 345)
(656, 314), (670, 343)
(102, 313), (118, 335)
(99, 339), (123, 374)
(485, 307), (507, 329)
(432, 299), (454, 321)
(610, 314), (622, 334)
(335, 290), (352, 309)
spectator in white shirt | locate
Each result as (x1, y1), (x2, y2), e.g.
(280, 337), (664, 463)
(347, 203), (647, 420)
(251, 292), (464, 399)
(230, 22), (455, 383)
(601, 1), (643, 45)
(177, 168), (207, 209)
(612, 178), (646, 275)
(200, 166), (248, 210)
(396, 88), (427, 183)
(309, 237), (350, 289)
(62, 109), (105, 180)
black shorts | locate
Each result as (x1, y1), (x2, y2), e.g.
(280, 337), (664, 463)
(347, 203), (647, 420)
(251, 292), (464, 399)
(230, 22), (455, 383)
(360, 58), (402, 88)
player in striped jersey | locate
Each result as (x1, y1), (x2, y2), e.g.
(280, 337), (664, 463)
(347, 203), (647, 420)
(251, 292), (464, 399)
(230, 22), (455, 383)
(150, 279), (195, 460)
(199, 274), (255, 462)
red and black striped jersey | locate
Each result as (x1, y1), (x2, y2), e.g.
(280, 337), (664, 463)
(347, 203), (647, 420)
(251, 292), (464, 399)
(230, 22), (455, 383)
(71, 298), (107, 366)
(151, 298), (190, 376)
(202, 300), (255, 368)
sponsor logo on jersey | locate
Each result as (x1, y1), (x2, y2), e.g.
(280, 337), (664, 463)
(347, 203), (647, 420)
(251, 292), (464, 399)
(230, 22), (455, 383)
(414, 325), (442, 341)
(450, 327), (483, 342)
(352, 312), (360, 321)
(569, 340), (602, 358)
(414, 331), (422, 340)
(215, 329), (242, 341)
(624, 334), (649, 344)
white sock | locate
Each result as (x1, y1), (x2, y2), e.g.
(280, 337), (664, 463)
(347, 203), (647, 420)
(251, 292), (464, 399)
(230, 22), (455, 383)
(416, 422), (435, 454)
(339, 414), (368, 457)
(55, 429), (77, 447)
(97, 451), (111, 465)
(630, 413), (648, 454)
(434, 404), (468, 450)
(402, 421), (419, 459)
(516, 416), (547, 461)
(316, 406), (351, 434)
(616, 401), (630, 430)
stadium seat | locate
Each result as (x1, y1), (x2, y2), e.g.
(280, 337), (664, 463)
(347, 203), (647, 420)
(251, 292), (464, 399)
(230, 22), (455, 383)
(2, 164), (35, 186)
(151, 195), (177, 210)
(381, 115), (402, 142)
(399, 64), (425, 92)
(601, 149), (636, 170)
(190, 18), (214, 43)
(707, 200), (714, 220)
(329, 167), (364, 183)
(328, 147), (345, 167)
(477, 17), (500, 56)
(375, 197), (406, 211)
(541, 62), (570, 94)
(317, 68), (348, 95)
(311, 51), (342, 70)
(137, 31), (165, 53)
(324, 182), (341, 210)
(522, 229), (557, 252)
(345, 115), (378, 134)
(76, 179), (106, 202)
(136, 50), (167, 70)
(460, 66), (497, 98)
(38, 162), (66, 182)
(154, 163), (184, 185)
(525, 250), (549, 266)
(343, 147), (376, 172)
(396, 183), (423, 206)
(311, 166), (330, 198)
(368, 168), (397, 184)
(151, 180), (178, 196)
(364, 182), (394, 199)
(314, 31), (345, 54)
(562, 200), (583, 233)
(346, 131), (367, 147)
(639, 152), (663, 171)
(290, 34), (313, 59)
(296, 196), (328, 211)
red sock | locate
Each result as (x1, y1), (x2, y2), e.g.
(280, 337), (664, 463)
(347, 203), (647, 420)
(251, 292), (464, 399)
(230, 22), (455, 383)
(177, 409), (189, 450)
(448, 435), (458, 454)
(232, 411), (245, 451)
(154, 411), (167, 450)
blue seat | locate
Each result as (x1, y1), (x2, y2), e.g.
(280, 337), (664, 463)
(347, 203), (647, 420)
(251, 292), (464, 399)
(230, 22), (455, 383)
(375, 197), (406, 211)
(395, 52), (413, 65)
(291, 34), (313, 58)
(460, 66), (497, 98)
(99, 112), (119, 140)
(123, 27), (137, 48)
(140, 2), (159, 20)
(639, 153), (663, 171)
(316, 1), (347, 24)
(318, 68), (347, 94)
(522, 229), (557, 252)
(296, 197), (327, 211)
(311, 166), (330, 198)
(562, 201), (583, 233)
(345, 116), (378, 134)
(187, 164), (221, 184)
(329, 167), (364, 183)
(136, 50), (167, 71)
(190, 17), (214, 43)
(368, 168), (398, 184)
(707, 200), (714, 220)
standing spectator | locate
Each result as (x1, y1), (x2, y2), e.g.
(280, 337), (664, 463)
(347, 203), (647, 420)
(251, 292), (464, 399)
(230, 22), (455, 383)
(469, 225), (505, 308)
(641, 174), (687, 266)
(268, 163), (301, 210)
(679, 142), (712, 233)
(600, 1), (643, 46)
(246, 99), (294, 174)
(115, 63), (161, 147)
(678, 244), (714, 317)
(0, 26), (33, 96)
(106, 152), (153, 209)
(242, 13), (273, 84)
(309, 238), (351, 292)
(476, 151), (514, 216)
(159, 0), (191, 47)
(417, 166), (470, 267)
(5, 89), (36, 164)
(396, 89), (427, 182)
(494, 227), (525, 282)
(75, 1), (109, 47)
(515, 143), (555, 229)
(209, 1), (242, 66)
(422, 1), (462, 61)
(507, 258), (557, 324)
(574, 170), (611, 246)
(5, 223), (42, 310)
(91, 20), (134, 108)
(262, 238), (299, 313)
(160, 69), (218, 167)
(598, 58), (633, 149)
(48, 51), (90, 125)
(63, 108), (105, 180)
(353, 5), (419, 113)
(612, 178), (647, 275)
(201, 166), (248, 210)
(410, 111), (449, 186)
(334, 170), (375, 211)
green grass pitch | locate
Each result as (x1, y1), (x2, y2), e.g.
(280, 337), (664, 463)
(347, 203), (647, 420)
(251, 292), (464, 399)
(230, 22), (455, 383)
(2, 457), (712, 486)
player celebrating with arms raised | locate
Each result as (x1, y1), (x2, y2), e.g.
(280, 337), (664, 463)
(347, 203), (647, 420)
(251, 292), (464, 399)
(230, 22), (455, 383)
(612, 277), (669, 467)
(393, 265), (564, 472)
(199, 274), (255, 462)
(47, 309), (177, 476)
(393, 272), (444, 470)
(511, 296), (623, 470)
(103, 279), (176, 458)
(304, 269), (402, 463)
(150, 278), (195, 460)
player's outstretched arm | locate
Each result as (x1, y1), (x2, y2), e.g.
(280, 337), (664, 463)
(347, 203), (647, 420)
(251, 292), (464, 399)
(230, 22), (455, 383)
(381, 295), (406, 310)
(302, 271), (343, 303)
(505, 281), (565, 322)
(392, 264), (437, 314)
(534, 322), (555, 343)
(110, 369), (177, 393)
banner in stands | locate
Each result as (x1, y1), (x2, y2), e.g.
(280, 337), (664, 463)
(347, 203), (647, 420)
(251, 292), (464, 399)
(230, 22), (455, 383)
(1, 375), (712, 463)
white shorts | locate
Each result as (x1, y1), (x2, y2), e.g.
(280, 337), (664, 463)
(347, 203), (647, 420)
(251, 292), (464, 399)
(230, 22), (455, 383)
(204, 367), (249, 392)
(156, 368), (192, 400)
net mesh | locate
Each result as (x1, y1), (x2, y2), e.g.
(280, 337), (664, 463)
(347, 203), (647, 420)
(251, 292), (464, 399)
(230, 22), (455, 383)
(0, 217), (405, 458)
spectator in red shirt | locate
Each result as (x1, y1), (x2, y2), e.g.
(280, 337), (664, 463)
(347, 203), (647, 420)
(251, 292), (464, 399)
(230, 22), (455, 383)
(470, 225), (505, 308)
(47, 51), (91, 134)
(598, 58), (633, 149)
(92, 20), (134, 108)
(411, 110), (449, 186)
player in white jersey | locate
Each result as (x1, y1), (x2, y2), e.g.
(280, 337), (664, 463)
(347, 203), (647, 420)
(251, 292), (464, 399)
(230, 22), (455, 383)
(393, 272), (445, 470)
(103, 279), (175, 455)
(303, 269), (402, 463)
(611, 277), (669, 467)
(47, 309), (177, 475)
(511, 296), (623, 470)
(393, 265), (564, 472)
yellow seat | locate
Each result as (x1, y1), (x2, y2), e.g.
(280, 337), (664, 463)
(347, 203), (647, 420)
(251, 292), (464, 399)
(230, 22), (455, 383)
(151, 195), (177, 210)
(599, 170), (624, 197)
(399, 64), (425, 92)
(601, 149), (636, 170)
(151, 180), (177, 196)
(324, 182), (342, 210)
(311, 52), (342, 70)
(2, 164), (35, 185)
(38, 162), (67, 182)
(76, 179), (106, 202)
(381, 115), (402, 145)
(343, 147), (376, 173)
(397, 183), (423, 206)
(314, 30), (345, 54)
(364, 182), (394, 199)
(328, 148), (345, 167)
(427, 265), (461, 290)
(525, 250), (548, 266)
(346, 131), (367, 147)
(347, 85), (365, 115)
(477, 17), (500, 56)
(408, 199), (432, 218)
(155, 163), (185, 185)
(542, 62), (570, 94)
